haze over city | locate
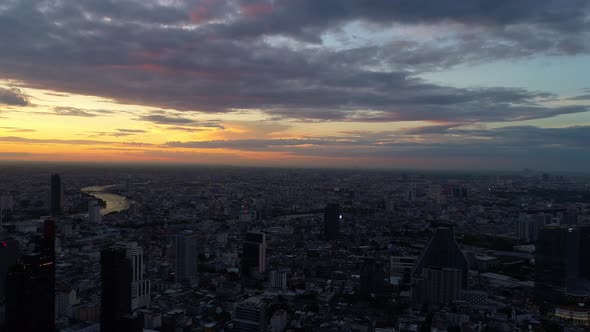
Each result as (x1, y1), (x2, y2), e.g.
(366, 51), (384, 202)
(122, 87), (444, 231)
(0, 0), (589, 171)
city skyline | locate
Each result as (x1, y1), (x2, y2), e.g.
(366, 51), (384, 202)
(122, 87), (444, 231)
(0, 1), (589, 171)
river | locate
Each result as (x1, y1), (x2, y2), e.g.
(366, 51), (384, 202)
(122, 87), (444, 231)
(81, 185), (132, 215)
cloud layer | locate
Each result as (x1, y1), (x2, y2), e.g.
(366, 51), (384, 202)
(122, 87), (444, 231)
(0, 0), (589, 170)
(0, 0), (588, 122)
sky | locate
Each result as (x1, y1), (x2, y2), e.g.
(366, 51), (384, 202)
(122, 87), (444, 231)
(0, 0), (589, 171)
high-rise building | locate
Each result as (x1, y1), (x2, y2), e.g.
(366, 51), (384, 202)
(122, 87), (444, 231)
(55, 281), (79, 318)
(5, 253), (55, 332)
(101, 247), (140, 332)
(270, 269), (288, 291)
(112, 242), (150, 310)
(50, 174), (64, 216)
(0, 239), (19, 304)
(360, 257), (385, 298)
(535, 224), (590, 304)
(560, 212), (578, 226)
(125, 176), (132, 195)
(412, 228), (469, 305)
(390, 256), (418, 285)
(242, 232), (266, 277)
(324, 203), (340, 240)
(88, 200), (102, 223)
(233, 297), (267, 332)
(516, 214), (547, 243)
(175, 232), (199, 287)
(0, 193), (13, 230)
(414, 267), (463, 305)
(405, 184), (417, 201)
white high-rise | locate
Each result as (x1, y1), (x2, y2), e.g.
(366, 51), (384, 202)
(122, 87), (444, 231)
(88, 200), (101, 223)
(175, 232), (199, 286)
(113, 242), (151, 309)
(270, 269), (288, 291)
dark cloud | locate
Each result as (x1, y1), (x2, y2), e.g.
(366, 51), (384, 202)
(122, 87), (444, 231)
(0, 0), (588, 126)
(0, 87), (28, 106)
(0, 135), (154, 147)
(137, 113), (225, 129)
(569, 94), (590, 101)
(89, 128), (148, 137)
(116, 128), (147, 134)
(49, 107), (114, 117)
(164, 126), (206, 132)
(161, 125), (590, 171)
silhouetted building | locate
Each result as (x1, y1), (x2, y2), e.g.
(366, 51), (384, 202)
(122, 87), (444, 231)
(101, 247), (140, 332)
(412, 228), (469, 305)
(175, 232), (199, 286)
(5, 253), (55, 332)
(234, 297), (267, 332)
(360, 257), (385, 298)
(242, 232), (266, 277)
(50, 174), (64, 216)
(561, 212), (578, 226)
(535, 225), (590, 305)
(0, 239), (19, 304)
(517, 214), (547, 243)
(88, 200), (101, 223)
(324, 203), (340, 240)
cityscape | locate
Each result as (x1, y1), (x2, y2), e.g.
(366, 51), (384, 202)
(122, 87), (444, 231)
(0, 164), (589, 331)
(1, 0), (590, 331)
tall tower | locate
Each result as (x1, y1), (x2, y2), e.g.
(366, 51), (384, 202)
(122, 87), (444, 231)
(324, 203), (340, 241)
(50, 174), (64, 216)
(101, 247), (133, 332)
(5, 253), (55, 332)
(412, 228), (469, 305)
(0, 239), (19, 304)
(175, 232), (199, 286)
(112, 242), (150, 310)
(88, 200), (102, 223)
(242, 232), (266, 277)
(535, 224), (590, 305)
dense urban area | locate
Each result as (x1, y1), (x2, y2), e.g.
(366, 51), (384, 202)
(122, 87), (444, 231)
(0, 163), (589, 332)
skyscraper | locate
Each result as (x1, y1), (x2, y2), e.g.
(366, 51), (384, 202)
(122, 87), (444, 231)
(412, 228), (469, 305)
(233, 296), (268, 332)
(50, 174), (64, 216)
(112, 242), (151, 310)
(0, 239), (19, 305)
(517, 214), (547, 243)
(100, 247), (138, 332)
(88, 200), (102, 223)
(324, 203), (340, 240)
(359, 257), (385, 298)
(5, 253), (55, 332)
(175, 232), (199, 286)
(242, 232), (266, 277)
(535, 224), (590, 304)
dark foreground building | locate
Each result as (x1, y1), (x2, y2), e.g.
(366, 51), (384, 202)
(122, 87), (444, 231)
(50, 174), (64, 216)
(101, 247), (143, 332)
(5, 253), (55, 332)
(412, 227), (469, 305)
(5, 220), (55, 332)
(324, 203), (340, 240)
(535, 224), (590, 313)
